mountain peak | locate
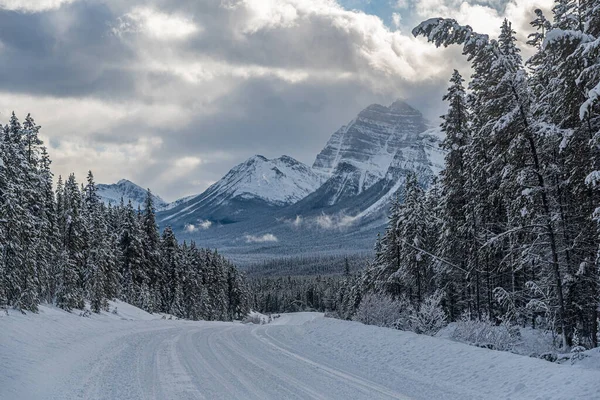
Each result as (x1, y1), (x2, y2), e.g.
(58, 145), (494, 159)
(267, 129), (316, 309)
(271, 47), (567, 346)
(248, 155), (268, 162)
(276, 155), (298, 164)
(312, 100), (432, 201)
(389, 99), (420, 114)
(97, 179), (167, 210)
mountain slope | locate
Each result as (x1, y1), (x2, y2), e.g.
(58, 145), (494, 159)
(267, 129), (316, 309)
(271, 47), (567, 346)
(97, 179), (168, 210)
(159, 155), (324, 226)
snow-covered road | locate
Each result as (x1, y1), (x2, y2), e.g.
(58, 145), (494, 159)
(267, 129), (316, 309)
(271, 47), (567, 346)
(2, 305), (600, 399)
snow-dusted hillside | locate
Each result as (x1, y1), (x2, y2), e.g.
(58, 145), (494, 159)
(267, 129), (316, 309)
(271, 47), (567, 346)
(209, 155), (325, 206)
(2, 307), (599, 399)
(97, 179), (168, 210)
(159, 155), (324, 226)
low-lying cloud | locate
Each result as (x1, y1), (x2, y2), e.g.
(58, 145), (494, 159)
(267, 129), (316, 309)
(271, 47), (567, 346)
(184, 219), (212, 232)
(245, 233), (279, 243)
(282, 212), (359, 230)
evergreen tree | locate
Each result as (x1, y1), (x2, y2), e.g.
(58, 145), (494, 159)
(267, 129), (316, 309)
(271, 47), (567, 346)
(160, 226), (181, 315)
(140, 189), (161, 311)
(57, 174), (85, 310)
(397, 173), (435, 304)
(438, 70), (472, 319)
(119, 201), (148, 307)
(0, 112), (250, 320)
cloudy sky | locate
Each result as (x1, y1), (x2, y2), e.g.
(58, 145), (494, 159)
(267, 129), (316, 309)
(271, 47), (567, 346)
(0, 0), (550, 201)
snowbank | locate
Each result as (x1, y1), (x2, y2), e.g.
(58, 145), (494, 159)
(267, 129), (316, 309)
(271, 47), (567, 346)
(282, 316), (600, 399)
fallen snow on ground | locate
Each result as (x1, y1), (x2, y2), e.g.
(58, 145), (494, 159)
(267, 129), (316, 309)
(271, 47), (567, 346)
(243, 310), (276, 324)
(1, 304), (600, 399)
(438, 320), (600, 371)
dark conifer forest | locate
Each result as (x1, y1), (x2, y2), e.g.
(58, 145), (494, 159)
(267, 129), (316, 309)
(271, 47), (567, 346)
(252, 5), (600, 351)
(0, 113), (249, 320)
(345, 8), (600, 349)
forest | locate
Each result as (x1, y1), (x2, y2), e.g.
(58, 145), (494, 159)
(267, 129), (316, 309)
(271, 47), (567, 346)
(338, 3), (600, 350)
(0, 114), (250, 321)
(254, 2), (600, 351)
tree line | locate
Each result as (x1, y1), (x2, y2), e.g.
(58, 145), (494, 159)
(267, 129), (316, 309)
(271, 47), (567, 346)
(344, 3), (599, 349)
(0, 112), (250, 320)
(249, 271), (355, 314)
(243, 254), (369, 277)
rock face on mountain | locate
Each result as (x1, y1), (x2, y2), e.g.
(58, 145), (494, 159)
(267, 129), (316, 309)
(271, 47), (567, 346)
(159, 155), (324, 226)
(312, 100), (431, 201)
(290, 101), (444, 219)
(97, 179), (168, 210)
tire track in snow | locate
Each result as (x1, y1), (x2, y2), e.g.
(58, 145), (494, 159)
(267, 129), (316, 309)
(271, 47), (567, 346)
(222, 325), (330, 400)
(254, 325), (412, 400)
(175, 325), (239, 399)
(202, 325), (275, 399)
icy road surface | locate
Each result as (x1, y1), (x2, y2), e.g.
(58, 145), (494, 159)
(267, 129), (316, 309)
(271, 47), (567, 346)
(2, 305), (600, 399)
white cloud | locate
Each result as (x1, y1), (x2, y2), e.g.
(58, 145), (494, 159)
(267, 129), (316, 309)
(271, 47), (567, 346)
(0, 0), (76, 12)
(221, 0), (450, 84)
(394, 0), (409, 9)
(185, 223), (197, 233)
(185, 220), (212, 233)
(113, 6), (200, 41)
(175, 156), (203, 169)
(292, 215), (302, 227)
(0, 92), (198, 196)
(233, 0), (300, 34)
(245, 233), (279, 243)
(281, 212), (359, 230)
(199, 220), (212, 229)
(392, 13), (402, 28)
(315, 213), (358, 230)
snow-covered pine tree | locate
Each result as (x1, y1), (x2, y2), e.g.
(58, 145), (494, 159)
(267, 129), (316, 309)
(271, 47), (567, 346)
(397, 173), (435, 305)
(57, 173), (85, 310)
(206, 249), (229, 321)
(438, 70), (472, 319)
(82, 171), (109, 313)
(414, 15), (573, 348)
(140, 189), (162, 312)
(119, 200), (148, 307)
(103, 203), (121, 302)
(0, 125), (8, 311)
(227, 262), (250, 320)
(373, 196), (404, 296)
(37, 147), (60, 304)
(160, 226), (182, 316)
(2, 114), (38, 312)
(21, 114), (46, 308)
(180, 241), (199, 320)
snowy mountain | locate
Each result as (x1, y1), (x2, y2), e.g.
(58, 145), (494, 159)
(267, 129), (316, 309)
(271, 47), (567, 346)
(288, 101), (444, 220)
(157, 100), (445, 261)
(310, 100), (442, 207)
(97, 179), (168, 210)
(160, 155), (324, 226)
